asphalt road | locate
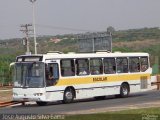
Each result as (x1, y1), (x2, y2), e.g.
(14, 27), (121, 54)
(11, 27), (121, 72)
(0, 90), (160, 114)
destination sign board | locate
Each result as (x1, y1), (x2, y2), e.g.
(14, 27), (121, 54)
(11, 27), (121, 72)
(16, 56), (43, 62)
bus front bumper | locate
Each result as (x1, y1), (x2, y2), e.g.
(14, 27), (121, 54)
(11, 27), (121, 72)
(13, 95), (46, 102)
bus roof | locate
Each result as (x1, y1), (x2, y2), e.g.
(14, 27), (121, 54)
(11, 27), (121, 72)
(17, 52), (149, 62)
(44, 52), (149, 59)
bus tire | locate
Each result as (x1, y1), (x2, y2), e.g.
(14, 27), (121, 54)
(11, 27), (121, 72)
(120, 83), (130, 98)
(36, 101), (48, 106)
(63, 88), (74, 104)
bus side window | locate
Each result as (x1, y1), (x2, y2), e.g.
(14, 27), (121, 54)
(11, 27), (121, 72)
(90, 58), (103, 75)
(116, 57), (128, 73)
(104, 58), (116, 74)
(60, 59), (75, 77)
(140, 57), (148, 72)
(76, 59), (89, 76)
(129, 57), (140, 72)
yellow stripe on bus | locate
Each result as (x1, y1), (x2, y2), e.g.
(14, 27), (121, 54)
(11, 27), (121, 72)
(56, 73), (150, 86)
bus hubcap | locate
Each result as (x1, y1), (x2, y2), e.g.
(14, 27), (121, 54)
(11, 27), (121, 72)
(123, 87), (128, 95)
(65, 91), (73, 100)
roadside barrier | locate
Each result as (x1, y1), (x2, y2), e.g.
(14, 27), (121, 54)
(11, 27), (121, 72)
(157, 75), (160, 90)
(0, 101), (19, 107)
(151, 75), (160, 90)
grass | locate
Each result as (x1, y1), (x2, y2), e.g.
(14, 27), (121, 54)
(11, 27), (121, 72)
(64, 108), (160, 120)
(108, 107), (160, 114)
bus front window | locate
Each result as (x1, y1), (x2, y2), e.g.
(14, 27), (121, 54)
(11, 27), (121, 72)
(14, 62), (45, 88)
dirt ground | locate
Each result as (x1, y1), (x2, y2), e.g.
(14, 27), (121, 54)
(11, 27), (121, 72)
(0, 87), (12, 103)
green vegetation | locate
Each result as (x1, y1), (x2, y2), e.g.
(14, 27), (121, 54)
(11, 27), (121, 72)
(0, 55), (15, 85)
(112, 47), (134, 52)
(1, 27), (160, 55)
(64, 107), (160, 120)
(113, 27), (160, 41)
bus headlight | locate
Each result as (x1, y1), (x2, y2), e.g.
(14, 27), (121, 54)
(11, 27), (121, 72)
(33, 93), (43, 96)
(13, 92), (18, 96)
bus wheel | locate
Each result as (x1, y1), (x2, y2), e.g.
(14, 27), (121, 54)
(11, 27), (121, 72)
(120, 83), (130, 98)
(63, 88), (74, 104)
(36, 101), (48, 106)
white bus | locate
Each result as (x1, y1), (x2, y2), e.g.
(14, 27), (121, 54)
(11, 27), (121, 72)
(12, 51), (152, 106)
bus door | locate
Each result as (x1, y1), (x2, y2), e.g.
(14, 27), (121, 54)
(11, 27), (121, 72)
(45, 62), (59, 87)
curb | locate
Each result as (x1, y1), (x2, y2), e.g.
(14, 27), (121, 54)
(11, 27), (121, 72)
(0, 101), (19, 107)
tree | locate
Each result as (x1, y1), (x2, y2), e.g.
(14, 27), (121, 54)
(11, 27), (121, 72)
(107, 26), (115, 34)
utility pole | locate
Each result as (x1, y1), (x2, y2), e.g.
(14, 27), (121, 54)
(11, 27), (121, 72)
(29, 0), (37, 54)
(20, 24), (32, 55)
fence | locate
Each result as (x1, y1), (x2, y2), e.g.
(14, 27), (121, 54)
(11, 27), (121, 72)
(77, 32), (112, 53)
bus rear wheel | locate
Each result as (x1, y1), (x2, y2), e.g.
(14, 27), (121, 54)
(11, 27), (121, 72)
(120, 83), (130, 98)
(36, 101), (48, 106)
(63, 88), (74, 104)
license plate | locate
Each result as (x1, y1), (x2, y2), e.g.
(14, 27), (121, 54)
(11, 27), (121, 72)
(23, 98), (29, 101)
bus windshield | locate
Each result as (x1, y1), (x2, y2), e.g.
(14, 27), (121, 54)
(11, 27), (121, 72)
(14, 62), (45, 88)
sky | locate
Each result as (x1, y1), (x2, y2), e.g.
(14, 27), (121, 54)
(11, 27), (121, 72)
(0, 0), (160, 39)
